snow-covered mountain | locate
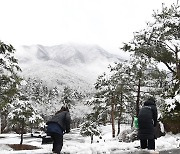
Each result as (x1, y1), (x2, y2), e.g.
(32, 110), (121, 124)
(15, 44), (123, 93)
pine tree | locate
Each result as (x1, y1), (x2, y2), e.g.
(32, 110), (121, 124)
(95, 70), (126, 138)
(122, 3), (180, 83)
(0, 41), (21, 108)
(61, 86), (75, 109)
(80, 113), (101, 143)
(122, 2), (180, 133)
(115, 56), (167, 115)
(0, 41), (21, 133)
(93, 55), (167, 137)
(8, 94), (43, 144)
(18, 78), (60, 116)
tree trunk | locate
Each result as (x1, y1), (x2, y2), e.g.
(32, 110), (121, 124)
(111, 96), (115, 138)
(131, 116), (134, 128)
(117, 118), (121, 136)
(20, 133), (23, 145)
(177, 63), (180, 80)
(136, 78), (141, 117)
(175, 47), (180, 80)
(117, 91), (123, 135)
(0, 111), (1, 134)
(20, 123), (24, 145)
(91, 134), (93, 144)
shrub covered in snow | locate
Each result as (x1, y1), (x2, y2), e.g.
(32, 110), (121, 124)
(161, 95), (180, 134)
(118, 128), (138, 143)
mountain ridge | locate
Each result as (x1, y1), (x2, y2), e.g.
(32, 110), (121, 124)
(15, 44), (123, 93)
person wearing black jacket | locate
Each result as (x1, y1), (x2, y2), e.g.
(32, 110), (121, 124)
(46, 106), (71, 154)
(138, 97), (158, 150)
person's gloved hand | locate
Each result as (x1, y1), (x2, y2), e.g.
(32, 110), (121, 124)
(66, 130), (70, 133)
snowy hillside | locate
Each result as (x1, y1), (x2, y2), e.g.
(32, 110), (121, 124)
(15, 44), (122, 93)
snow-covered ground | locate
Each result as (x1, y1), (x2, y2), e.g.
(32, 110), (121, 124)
(0, 124), (179, 154)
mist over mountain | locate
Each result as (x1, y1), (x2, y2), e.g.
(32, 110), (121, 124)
(15, 44), (123, 93)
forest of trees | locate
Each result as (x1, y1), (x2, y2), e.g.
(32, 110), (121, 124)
(0, 2), (180, 144)
(81, 2), (180, 140)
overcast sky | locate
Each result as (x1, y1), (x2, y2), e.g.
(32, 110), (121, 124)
(0, 0), (177, 55)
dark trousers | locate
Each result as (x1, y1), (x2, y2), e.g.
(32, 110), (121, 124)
(50, 133), (63, 154)
(140, 139), (155, 150)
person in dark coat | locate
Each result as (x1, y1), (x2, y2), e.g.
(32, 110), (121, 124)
(46, 106), (71, 154)
(138, 97), (158, 150)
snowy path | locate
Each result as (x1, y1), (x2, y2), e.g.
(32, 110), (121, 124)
(159, 149), (180, 154)
(131, 149), (180, 154)
(0, 125), (179, 153)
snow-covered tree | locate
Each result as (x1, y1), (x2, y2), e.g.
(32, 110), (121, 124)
(61, 86), (75, 109)
(0, 41), (21, 133)
(61, 86), (84, 109)
(88, 98), (109, 126)
(8, 94), (43, 144)
(160, 95), (180, 134)
(95, 69), (126, 138)
(0, 41), (21, 108)
(80, 113), (101, 143)
(123, 3), (180, 83)
(93, 54), (167, 137)
(122, 2), (180, 133)
(18, 78), (60, 117)
(112, 56), (167, 115)
(21, 78), (58, 104)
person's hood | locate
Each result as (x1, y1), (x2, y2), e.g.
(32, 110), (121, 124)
(144, 97), (156, 106)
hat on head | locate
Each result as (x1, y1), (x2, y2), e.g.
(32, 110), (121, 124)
(147, 97), (156, 103)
